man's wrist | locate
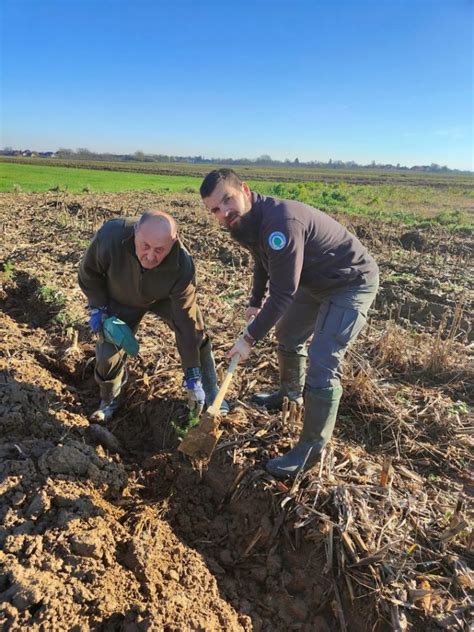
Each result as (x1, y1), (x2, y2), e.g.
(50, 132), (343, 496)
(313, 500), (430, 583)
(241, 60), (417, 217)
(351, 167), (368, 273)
(184, 367), (202, 387)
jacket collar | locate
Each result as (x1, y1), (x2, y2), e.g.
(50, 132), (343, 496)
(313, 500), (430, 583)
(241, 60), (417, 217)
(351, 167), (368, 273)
(251, 191), (265, 211)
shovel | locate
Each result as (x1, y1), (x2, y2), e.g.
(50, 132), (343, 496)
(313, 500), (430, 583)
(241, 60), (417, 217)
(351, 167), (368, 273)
(178, 352), (241, 461)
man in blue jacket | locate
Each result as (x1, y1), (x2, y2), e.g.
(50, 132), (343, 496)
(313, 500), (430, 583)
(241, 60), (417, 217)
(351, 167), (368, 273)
(201, 169), (378, 479)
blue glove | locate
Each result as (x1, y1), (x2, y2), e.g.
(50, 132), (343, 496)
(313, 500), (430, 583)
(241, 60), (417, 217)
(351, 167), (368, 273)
(184, 368), (205, 416)
(88, 306), (108, 333)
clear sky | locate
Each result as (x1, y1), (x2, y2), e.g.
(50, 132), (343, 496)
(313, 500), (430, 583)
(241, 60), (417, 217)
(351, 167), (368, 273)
(1, 0), (473, 169)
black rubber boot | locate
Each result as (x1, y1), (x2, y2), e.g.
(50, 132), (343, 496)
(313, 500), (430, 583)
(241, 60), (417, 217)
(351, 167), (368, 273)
(266, 385), (343, 479)
(90, 368), (128, 423)
(252, 349), (305, 410)
(200, 337), (230, 415)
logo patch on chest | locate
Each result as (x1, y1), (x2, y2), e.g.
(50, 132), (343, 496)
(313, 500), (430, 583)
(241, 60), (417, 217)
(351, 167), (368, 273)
(268, 231), (287, 250)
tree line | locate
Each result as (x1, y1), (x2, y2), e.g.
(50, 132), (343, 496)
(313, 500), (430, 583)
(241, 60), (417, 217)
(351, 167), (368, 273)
(0, 146), (468, 174)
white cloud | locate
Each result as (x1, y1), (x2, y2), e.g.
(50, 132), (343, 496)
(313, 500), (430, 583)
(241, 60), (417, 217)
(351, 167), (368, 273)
(433, 127), (469, 140)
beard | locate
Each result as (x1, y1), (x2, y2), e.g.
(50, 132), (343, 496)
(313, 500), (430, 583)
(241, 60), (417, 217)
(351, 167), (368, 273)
(228, 211), (259, 248)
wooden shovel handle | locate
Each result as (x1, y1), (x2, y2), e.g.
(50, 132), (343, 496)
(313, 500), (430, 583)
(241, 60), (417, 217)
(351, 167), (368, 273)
(207, 352), (240, 415)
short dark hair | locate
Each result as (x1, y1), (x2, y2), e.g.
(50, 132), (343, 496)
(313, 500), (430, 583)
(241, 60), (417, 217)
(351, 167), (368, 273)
(200, 168), (243, 198)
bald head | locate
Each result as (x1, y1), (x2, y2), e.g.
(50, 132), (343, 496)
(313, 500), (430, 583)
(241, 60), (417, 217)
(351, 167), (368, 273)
(134, 209), (178, 269)
(136, 209), (177, 239)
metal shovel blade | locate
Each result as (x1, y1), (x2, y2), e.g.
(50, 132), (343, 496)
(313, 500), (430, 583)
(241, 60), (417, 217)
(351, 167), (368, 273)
(178, 353), (240, 460)
(177, 413), (222, 459)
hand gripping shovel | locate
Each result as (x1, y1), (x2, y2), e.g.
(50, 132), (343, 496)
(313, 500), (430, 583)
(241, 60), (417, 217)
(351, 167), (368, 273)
(178, 352), (241, 461)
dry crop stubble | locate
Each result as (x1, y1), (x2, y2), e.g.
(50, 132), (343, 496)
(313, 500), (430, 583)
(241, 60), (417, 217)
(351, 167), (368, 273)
(0, 191), (472, 631)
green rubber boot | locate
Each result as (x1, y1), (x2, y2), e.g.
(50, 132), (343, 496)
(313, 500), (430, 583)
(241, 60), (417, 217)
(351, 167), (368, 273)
(252, 349), (305, 410)
(90, 368), (127, 423)
(266, 385), (343, 479)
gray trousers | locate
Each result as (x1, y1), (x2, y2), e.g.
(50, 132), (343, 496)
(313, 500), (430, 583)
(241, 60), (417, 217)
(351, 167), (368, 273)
(95, 299), (204, 385)
(275, 277), (379, 389)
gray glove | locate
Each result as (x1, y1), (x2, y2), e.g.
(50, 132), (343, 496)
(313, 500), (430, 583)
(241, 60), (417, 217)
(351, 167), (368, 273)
(184, 368), (205, 416)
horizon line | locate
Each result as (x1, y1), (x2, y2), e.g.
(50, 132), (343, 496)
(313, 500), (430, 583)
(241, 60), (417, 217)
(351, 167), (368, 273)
(2, 146), (472, 174)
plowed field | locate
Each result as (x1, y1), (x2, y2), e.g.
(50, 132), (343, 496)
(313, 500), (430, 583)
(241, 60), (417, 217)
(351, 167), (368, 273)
(1, 192), (472, 631)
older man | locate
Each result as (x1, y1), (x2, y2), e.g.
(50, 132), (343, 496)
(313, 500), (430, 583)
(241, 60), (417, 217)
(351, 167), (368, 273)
(79, 209), (227, 422)
(200, 169), (379, 478)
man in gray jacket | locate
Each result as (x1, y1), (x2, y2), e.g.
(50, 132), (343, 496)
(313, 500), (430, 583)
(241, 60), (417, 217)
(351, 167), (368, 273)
(79, 209), (228, 422)
(200, 169), (378, 479)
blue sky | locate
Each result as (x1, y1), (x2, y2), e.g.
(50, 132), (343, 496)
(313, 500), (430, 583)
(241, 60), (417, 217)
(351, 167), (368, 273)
(1, 0), (472, 169)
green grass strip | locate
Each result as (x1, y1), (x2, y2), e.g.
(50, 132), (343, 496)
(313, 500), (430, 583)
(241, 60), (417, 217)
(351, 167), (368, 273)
(1, 162), (472, 229)
(0, 163), (201, 193)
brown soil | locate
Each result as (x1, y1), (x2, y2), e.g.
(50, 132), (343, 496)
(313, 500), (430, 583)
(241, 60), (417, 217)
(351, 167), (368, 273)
(0, 192), (472, 631)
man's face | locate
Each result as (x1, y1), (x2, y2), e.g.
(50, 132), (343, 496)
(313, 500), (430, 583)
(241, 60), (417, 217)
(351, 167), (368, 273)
(202, 180), (252, 229)
(134, 222), (174, 269)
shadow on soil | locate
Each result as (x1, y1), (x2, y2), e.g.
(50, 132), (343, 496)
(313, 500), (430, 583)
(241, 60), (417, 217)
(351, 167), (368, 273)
(110, 393), (371, 632)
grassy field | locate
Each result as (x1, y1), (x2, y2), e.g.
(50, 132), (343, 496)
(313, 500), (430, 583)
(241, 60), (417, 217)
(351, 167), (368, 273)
(2, 155), (474, 187)
(0, 162), (201, 194)
(1, 160), (473, 227)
